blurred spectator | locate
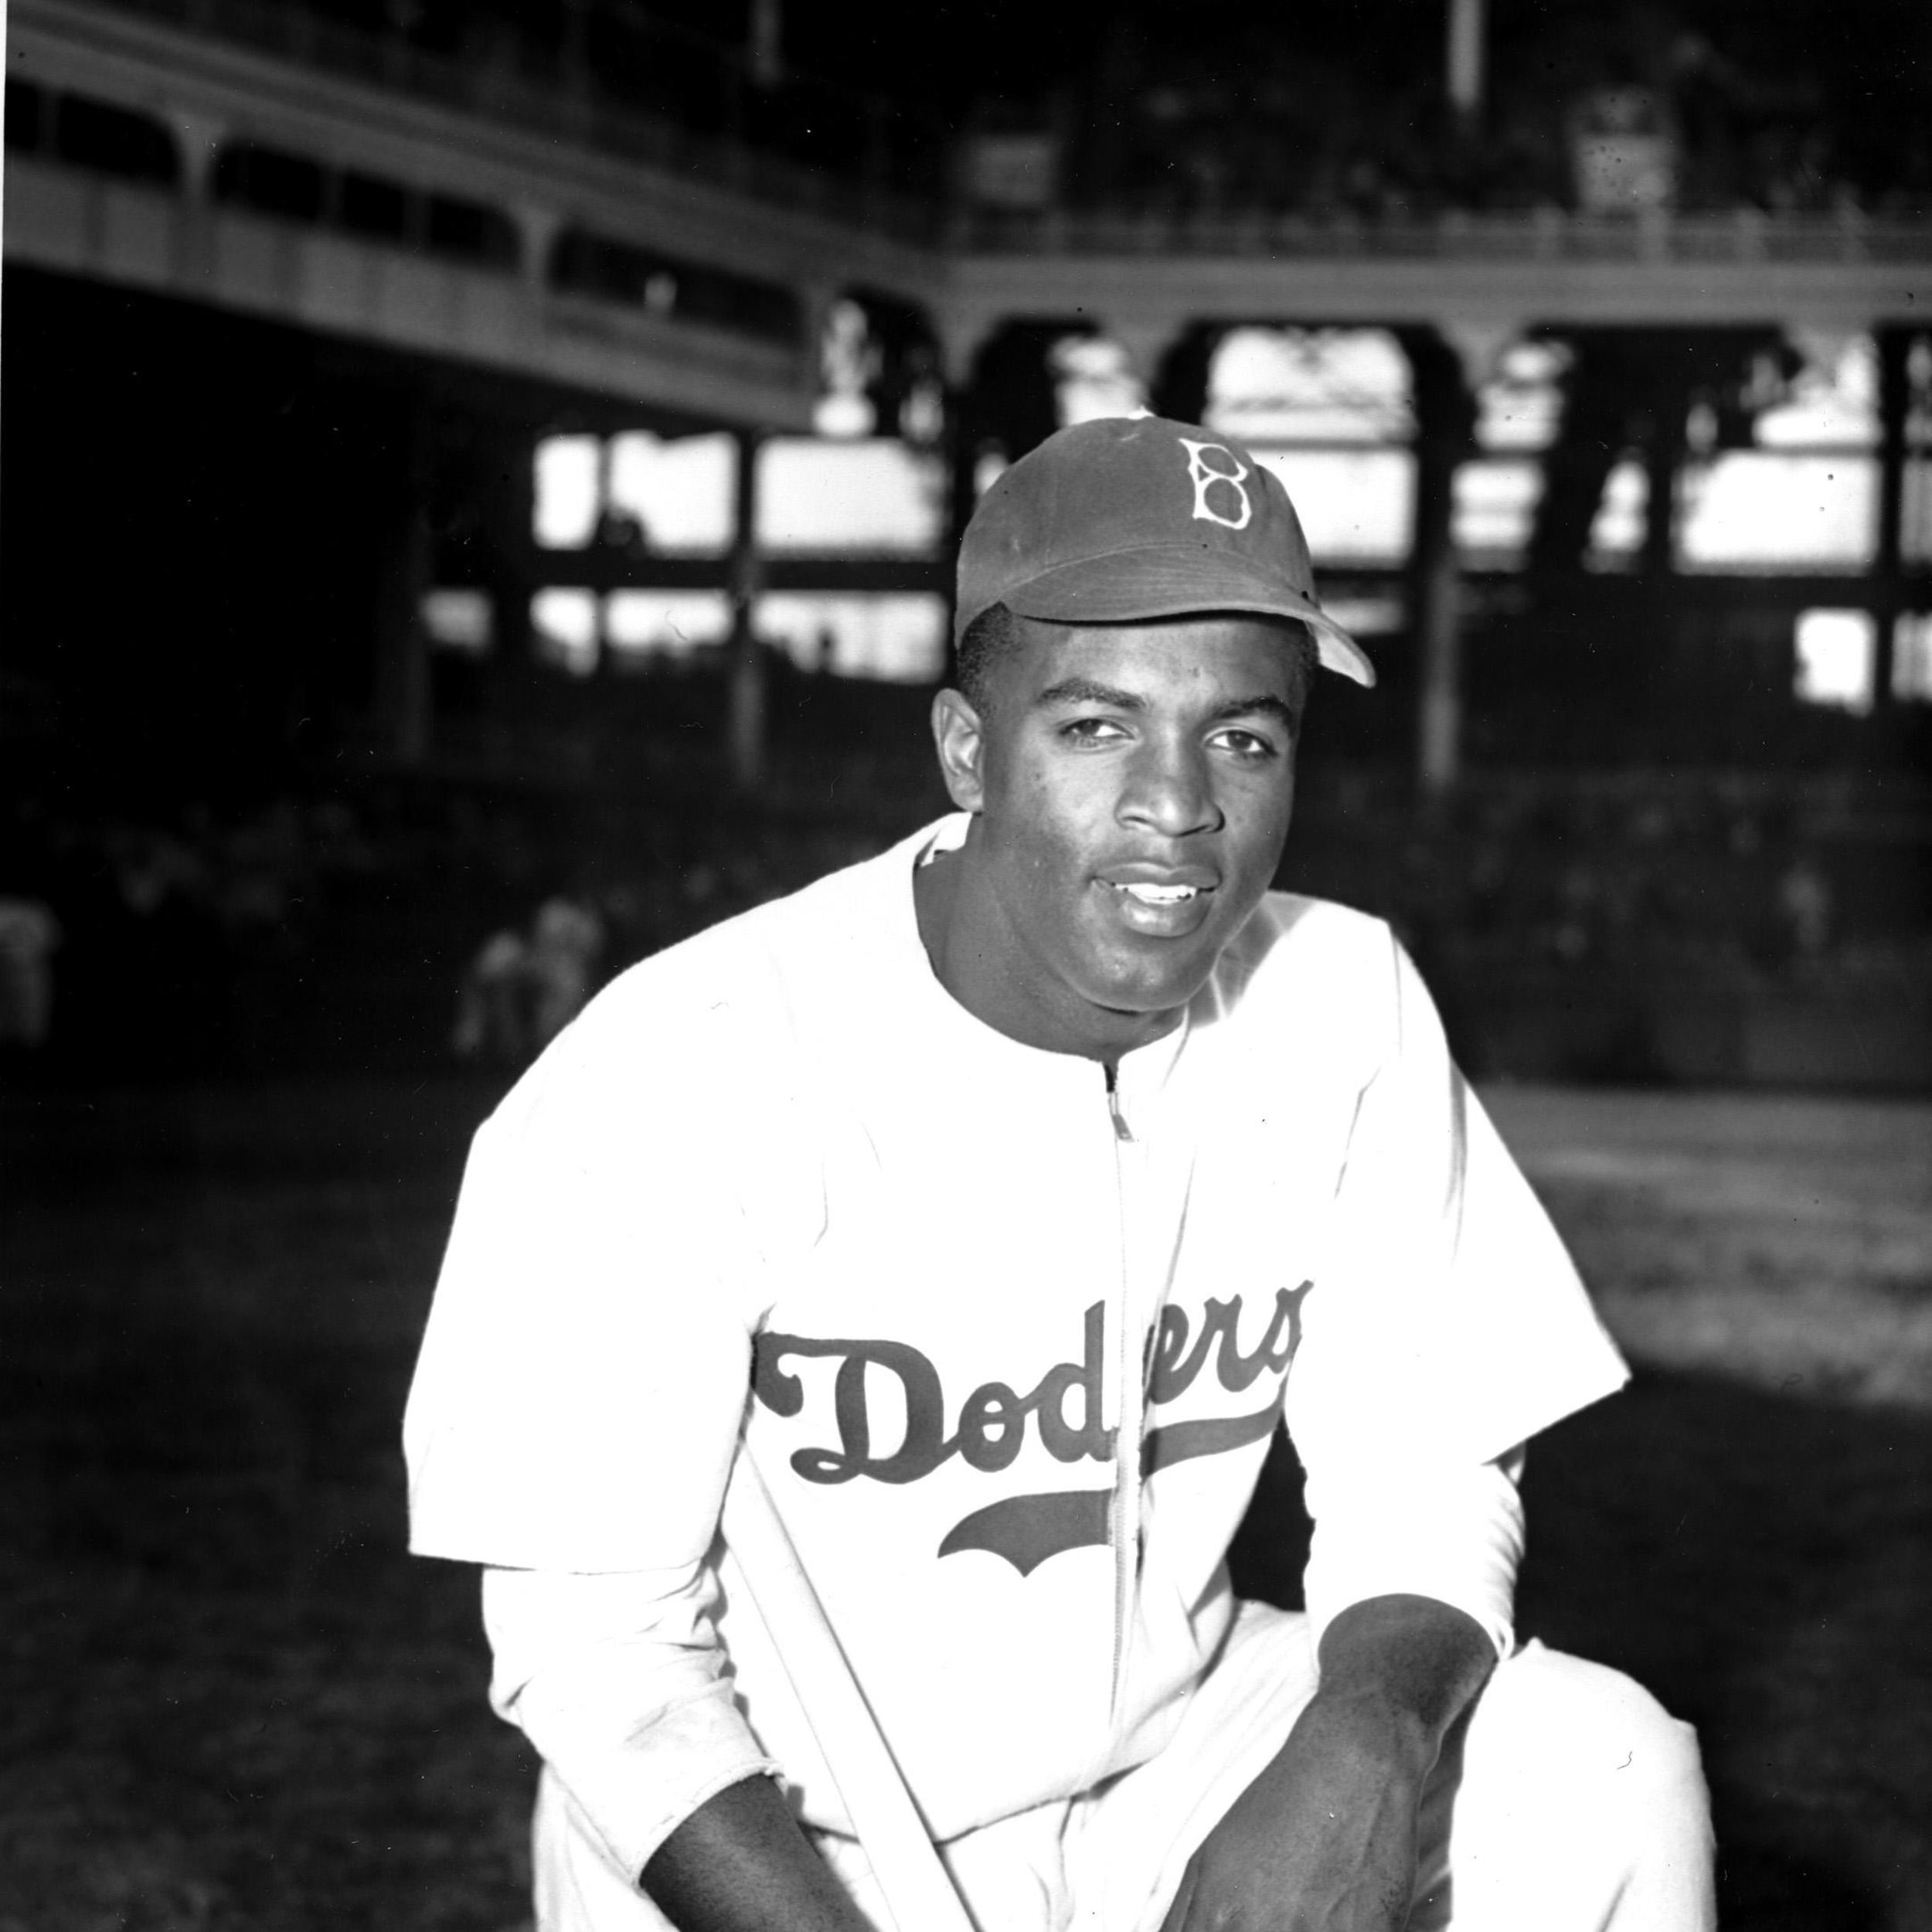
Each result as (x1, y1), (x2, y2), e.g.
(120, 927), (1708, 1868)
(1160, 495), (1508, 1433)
(0, 897), (63, 1049)
(1777, 855), (1834, 961)
(529, 895), (605, 1045)
(108, 821), (225, 1070)
(110, 822), (209, 920)
(452, 894), (606, 1068)
(454, 927), (533, 1066)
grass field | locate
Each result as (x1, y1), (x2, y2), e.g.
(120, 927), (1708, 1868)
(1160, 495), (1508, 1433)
(2, 1075), (1927, 1930)
(1488, 1087), (1932, 1931)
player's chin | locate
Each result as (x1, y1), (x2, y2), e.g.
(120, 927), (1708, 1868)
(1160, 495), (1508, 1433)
(1083, 934), (1226, 1016)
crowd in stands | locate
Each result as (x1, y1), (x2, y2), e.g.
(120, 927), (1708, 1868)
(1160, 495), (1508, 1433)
(1372, 784), (1876, 978)
(171, 0), (1927, 222)
(0, 780), (890, 1081)
(1022, 15), (1927, 220)
(3, 758), (1923, 1087)
(1, 794), (376, 1079)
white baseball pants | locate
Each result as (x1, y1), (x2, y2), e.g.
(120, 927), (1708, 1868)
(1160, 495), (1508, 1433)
(532, 1600), (1716, 1932)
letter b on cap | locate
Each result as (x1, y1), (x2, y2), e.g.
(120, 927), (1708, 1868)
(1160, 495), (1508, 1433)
(1179, 438), (1253, 532)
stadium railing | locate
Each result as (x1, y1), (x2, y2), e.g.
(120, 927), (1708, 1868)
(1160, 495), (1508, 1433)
(68, 0), (1930, 264)
(947, 204), (1932, 263)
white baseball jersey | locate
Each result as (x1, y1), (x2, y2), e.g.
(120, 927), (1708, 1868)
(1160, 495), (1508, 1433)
(404, 813), (1628, 1881)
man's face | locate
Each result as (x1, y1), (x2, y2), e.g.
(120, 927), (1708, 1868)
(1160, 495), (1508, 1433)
(930, 612), (1306, 1060)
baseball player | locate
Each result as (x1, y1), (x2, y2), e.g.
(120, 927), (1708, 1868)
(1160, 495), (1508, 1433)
(404, 416), (1716, 1932)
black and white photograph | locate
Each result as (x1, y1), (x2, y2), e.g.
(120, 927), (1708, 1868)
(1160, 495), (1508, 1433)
(2, 1), (1928, 1927)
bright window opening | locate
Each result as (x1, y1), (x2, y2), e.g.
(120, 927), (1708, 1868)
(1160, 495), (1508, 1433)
(1679, 456), (1875, 570)
(1453, 460), (1543, 565)
(1893, 614), (1932, 704)
(1587, 461), (1648, 566)
(1903, 459), (1932, 566)
(605, 592), (732, 661)
(1207, 328), (1413, 444)
(1202, 330), (1414, 566)
(534, 437), (600, 549)
(531, 588), (598, 676)
(1907, 335), (1932, 445)
(1052, 335), (1149, 427)
(1247, 450), (1413, 563)
(1674, 332), (1879, 572)
(756, 594), (947, 681)
(1474, 339), (1570, 454)
(757, 440), (944, 553)
(607, 434), (735, 553)
(422, 588), (492, 652)
(1757, 333), (1878, 449)
(1794, 609), (1876, 715)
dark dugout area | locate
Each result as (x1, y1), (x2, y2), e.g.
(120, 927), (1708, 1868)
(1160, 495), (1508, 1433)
(1, 269), (947, 1080)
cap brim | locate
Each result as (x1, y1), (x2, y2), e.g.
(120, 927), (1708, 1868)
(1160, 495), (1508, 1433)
(992, 546), (1376, 688)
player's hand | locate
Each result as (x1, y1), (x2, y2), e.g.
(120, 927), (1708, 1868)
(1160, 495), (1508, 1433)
(1155, 1683), (1429, 1932)
(1157, 1596), (1495, 1932)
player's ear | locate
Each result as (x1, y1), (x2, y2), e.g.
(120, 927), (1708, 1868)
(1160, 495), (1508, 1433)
(930, 687), (988, 813)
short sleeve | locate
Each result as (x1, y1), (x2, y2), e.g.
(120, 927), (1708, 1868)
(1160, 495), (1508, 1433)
(403, 987), (777, 1573)
(1286, 933), (1628, 1484)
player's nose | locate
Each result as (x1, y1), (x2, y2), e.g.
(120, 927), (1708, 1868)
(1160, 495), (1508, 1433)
(1117, 738), (1221, 838)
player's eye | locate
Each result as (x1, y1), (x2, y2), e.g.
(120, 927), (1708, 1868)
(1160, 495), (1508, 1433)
(1209, 727), (1278, 760)
(1059, 716), (1131, 746)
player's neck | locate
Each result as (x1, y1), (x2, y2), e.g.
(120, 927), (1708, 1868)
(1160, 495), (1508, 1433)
(912, 844), (1182, 1065)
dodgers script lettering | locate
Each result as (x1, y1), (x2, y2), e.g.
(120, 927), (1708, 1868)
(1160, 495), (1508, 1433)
(752, 1286), (1309, 1571)
(753, 1291), (1314, 1484)
(752, 1302), (1113, 1485)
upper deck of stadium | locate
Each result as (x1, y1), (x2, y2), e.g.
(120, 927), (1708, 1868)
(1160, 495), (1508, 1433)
(10, 0), (1929, 424)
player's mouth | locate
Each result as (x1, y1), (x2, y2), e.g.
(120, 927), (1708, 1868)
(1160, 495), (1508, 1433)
(1097, 872), (1217, 937)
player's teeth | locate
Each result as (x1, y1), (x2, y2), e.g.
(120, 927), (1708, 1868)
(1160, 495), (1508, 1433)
(1121, 883), (1196, 903)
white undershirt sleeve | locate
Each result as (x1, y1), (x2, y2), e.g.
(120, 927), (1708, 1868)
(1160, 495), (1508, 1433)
(1300, 1444), (1527, 1664)
(483, 1564), (783, 1886)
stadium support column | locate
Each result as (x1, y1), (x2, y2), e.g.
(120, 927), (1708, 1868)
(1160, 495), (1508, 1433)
(1873, 326), (1910, 713)
(481, 421), (537, 681)
(944, 389), (981, 662)
(727, 428), (767, 791)
(373, 394), (433, 767)
(935, 313), (1000, 666)
(1149, 325), (1222, 429)
(1104, 320), (1184, 419)
(1446, 0), (1486, 124)
(1406, 328), (1482, 801)
(163, 109), (226, 199)
(1641, 373), (1685, 581)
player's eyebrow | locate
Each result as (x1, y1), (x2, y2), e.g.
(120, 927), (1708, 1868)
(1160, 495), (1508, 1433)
(1207, 695), (1300, 729)
(1032, 680), (1299, 729)
(1033, 677), (1145, 712)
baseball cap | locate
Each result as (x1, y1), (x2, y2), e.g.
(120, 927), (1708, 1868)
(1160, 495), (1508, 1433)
(954, 414), (1375, 687)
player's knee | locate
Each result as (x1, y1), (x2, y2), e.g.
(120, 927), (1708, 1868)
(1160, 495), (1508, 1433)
(1489, 1646), (1712, 1837)
(1543, 1651), (1713, 1871)
(1612, 1690), (1708, 1826)
(1464, 1648), (1715, 1924)
(1593, 1679), (1717, 1926)
(1622, 1696), (1713, 1866)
